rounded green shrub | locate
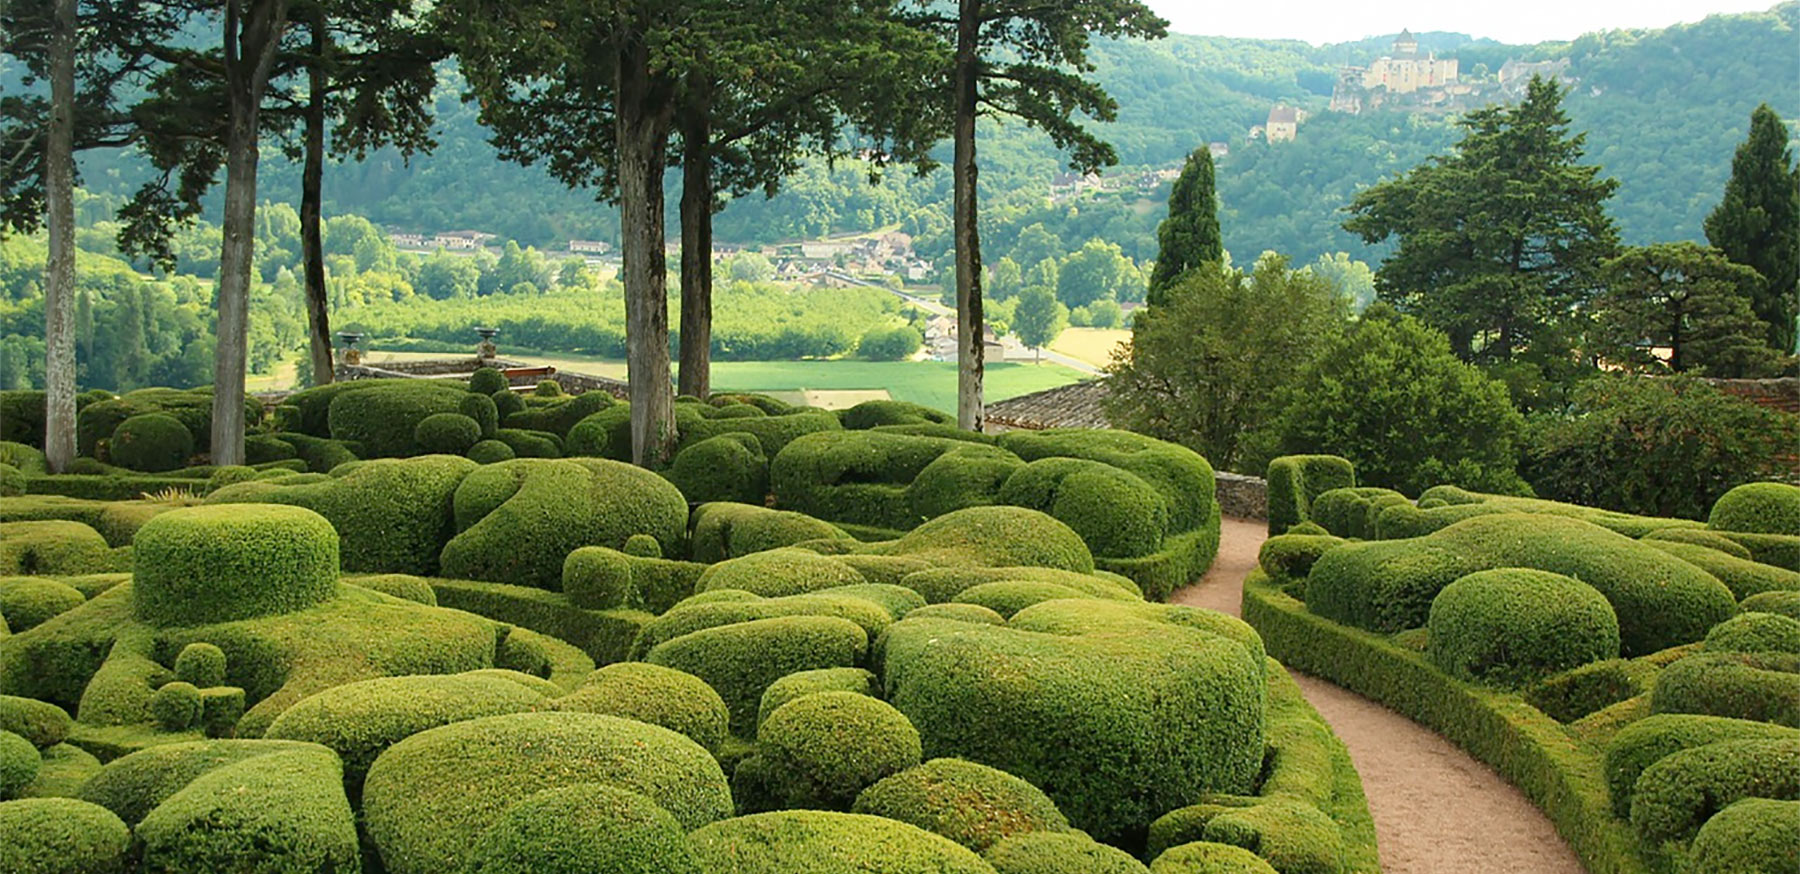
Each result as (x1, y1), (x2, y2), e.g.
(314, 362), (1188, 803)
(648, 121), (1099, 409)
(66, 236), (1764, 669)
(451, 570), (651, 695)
(265, 673), (547, 784)
(1707, 612), (1800, 654)
(76, 398), (147, 457)
(696, 548), (867, 598)
(645, 615), (870, 737)
(624, 533), (662, 557)
(689, 502), (852, 563)
(468, 367), (509, 397)
(132, 504), (340, 626)
(998, 458), (1170, 558)
(1641, 527), (1754, 559)
(687, 810), (995, 873)
(77, 740), (323, 824)
(983, 832), (1150, 874)
(0, 521), (116, 577)
(905, 603), (1007, 625)
(553, 663), (728, 754)
(853, 757), (1070, 852)
(106, 412), (198, 473)
(666, 432), (769, 505)
(953, 581), (1109, 618)
(414, 412), (482, 455)
(151, 682), (202, 731)
(1689, 798), (1800, 874)
(352, 573), (438, 605)
(533, 379), (563, 397)
(174, 642), (227, 687)
(465, 783), (700, 874)
(135, 746), (359, 873)
(0, 798), (131, 874)
(758, 667), (877, 731)
(1601, 713), (1799, 818)
(1743, 590), (1800, 621)
(0, 577), (84, 633)
(1427, 569), (1621, 686)
(459, 393), (501, 438)
(491, 389), (524, 420)
(1258, 534), (1346, 586)
(841, 400), (953, 430)
(328, 380), (470, 457)
(1307, 487), (1408, 540)
(1150, 841), (1279, 874)
(1710, 482), (1800, 535)
(1652, 652), (1800, 726)
(1264, 454), (1356, 536)
(1629, 737), (1800, 843)
(0, 464), (24, 498)
(0, 696), (70, 749)
(362, 711), (732, 874)
(741, 691), (920, 811)
(0, 730), (39, 798)
(1647, 539), (1800, 601)
(204, 465), (259, 494)
(466, 438), (516, 464)
(630, 592), (892, 663)
(873, 505), (1096, 573)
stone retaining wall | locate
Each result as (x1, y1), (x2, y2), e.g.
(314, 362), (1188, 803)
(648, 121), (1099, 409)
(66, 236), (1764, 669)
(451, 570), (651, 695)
(1215, 471), (1268, 521)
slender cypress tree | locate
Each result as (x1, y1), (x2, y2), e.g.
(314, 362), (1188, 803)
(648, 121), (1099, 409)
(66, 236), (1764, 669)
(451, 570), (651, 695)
(1148, 146), (1222, 304)
(1704, 104), (1800, 354)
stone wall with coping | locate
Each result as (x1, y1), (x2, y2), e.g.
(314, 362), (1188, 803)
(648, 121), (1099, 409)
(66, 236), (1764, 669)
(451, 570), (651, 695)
(1215, 471), (1268, 521)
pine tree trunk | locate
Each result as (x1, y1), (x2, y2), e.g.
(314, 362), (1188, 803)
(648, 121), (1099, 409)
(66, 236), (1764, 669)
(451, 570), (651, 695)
(41, 0), (77, 473)
(300, 14), (334, 386)
(616, 42), (677, 467)
(678, 121), (713, 399)
(953, 0), (985, 432)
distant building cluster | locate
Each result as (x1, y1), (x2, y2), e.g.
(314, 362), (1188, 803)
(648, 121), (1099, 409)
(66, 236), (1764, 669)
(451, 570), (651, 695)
(389, 229), (499, 251)
(1048, 165), (1183, 205)
(1326, 29), (1577, 119)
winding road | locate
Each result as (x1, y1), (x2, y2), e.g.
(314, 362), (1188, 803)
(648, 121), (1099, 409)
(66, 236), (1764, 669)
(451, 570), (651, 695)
(1170, 517), (1585, 874)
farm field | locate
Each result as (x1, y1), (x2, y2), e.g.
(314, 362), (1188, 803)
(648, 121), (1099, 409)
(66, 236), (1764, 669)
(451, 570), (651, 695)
(1050, 327), (1132, 368)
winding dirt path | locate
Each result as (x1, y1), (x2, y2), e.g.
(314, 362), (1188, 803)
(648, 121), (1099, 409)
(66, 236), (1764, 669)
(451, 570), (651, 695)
(1171, 517), (1584, 874)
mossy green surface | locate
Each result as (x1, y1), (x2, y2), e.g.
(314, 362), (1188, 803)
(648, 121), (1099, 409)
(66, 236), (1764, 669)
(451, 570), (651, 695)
(134, 746), (360, 873)
(646, 615), (870, 737)
(0, 797), (130, 874)
(131, 505), (341, 627)
(757, 667), (877, 731)
(1688, 797), (1800, 874)
(1627, 737), (1800, 844)
(984, 832), (1150, 874)
(686, 810), (997, 874)
(1709, 481), (1800, 536)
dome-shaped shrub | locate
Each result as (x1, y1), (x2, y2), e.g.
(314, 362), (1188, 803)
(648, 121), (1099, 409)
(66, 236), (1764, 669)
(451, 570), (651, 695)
(1652, 652), (1800, 726)
(696, 548), (866, 598)
(999, 458), (1170, 558)
(132, 504), (340, 626)
(467, 439), (515, 464)
(1689, 798), (1800, 874)
(174, 643), (227, 687)
(0, 696), (71, 749)
(1600, 713), (1799, 817)
(414, 412), (482, 455)
(0, 463), (25, 497)
(853, 758), (1070, 852)
(468, 367), (509, 397)
(904, 603), (1007, 625)
(492, 389), (524, 420)
(642, 615), (871, 736)
(1706, 611), (1800, 654)
(533, 379), (563, 397)
(0, 798), (130, 873)
(0, 577), (84, 633)
(982, 832), (1149, 874)
(1628, 738), (1800, 843)
(151, 682), (202, 731)
(687, 810), (994, 873)
(459, 393), (500, 438)
(737, 692), (920, 812)
(1742, 590), (1800, 621)
(465, 784), (700, 874)
(553, 663), (728, 754)
(108, 413), (193, 472)
(1427, 568), (1621, 686)
(665, 433), (768, 505)
(1710, 482), (1800, 535)
(134, 747), (358, 872)
(1150, 841), (1278, 873)
(0, 730), (39, 798)
(758, 668), (877, 731)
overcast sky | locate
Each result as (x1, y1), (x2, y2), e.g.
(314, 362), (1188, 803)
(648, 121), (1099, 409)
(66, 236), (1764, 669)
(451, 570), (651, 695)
(1146, 0), (1782, 45)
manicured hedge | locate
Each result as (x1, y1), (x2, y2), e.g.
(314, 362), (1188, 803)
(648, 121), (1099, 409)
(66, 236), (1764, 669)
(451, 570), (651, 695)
(999, 458), (1170, 558)
(737, 691), (921, 811)
(687, 810), (996, 873)
(131, 504), (341, 627)
(689, 502), (853, 564)
(1427, 569), (1620, 687)
(428, 576), (647, 666)
(772, 430), (1017, 531)
(853, 757), (1072, 852)
(906, 603), (1007, 625)
(1150, 841), (1279, 873)
(1265, 455), (1356, 536)
(645, 615), (870, 737)
(1627, 737), (1800, 843)
(414, 412), (482, 455)
(840, 399), (954, 430)
(1687, 798), (1800, 874)
(134, 746), (359, 873)
(0, 798), (131, 874)
(77, 740), (320, 824)
(553, 662), (728, 754)
(1650, 651), (1800, 726)
(363, 711), (732, 874)
(1412, 486), (1702, 539)
(1647, 539), (1800, 601)
(563, 547), (703, 612)
(865, 506), (1096, 574)
(0, 696), (70, 749)
(631, 592), (892, 661)
(468, 367), (509, 396)
(757, 668), (878, 732)
(327, 380), (470, 457)
(1600, 713), (1799, 818)
(1743, 590), (1800, 620)
(1639, 527), (1752, 558)
(1709, 481), (1800, 536)
(0, 577), (85, 634)
(107, 413), (193, 473)
(464, 783), (700, 874)
(1706, 611), (1800, 654)
(984, 832), (1151, 874)
(1257, 534), (1345, 588)
(665, 432), (769, 504)
(0, 730), (38, 798)
(0, 520), (122, 576)
(1713, 531), (1800, 572)
(1307, 487), (1408, 540)
(695, 548), (868, 597)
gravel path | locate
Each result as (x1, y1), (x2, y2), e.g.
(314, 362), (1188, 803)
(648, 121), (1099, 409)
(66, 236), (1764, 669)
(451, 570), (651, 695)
(1170, 517), (1585, 874)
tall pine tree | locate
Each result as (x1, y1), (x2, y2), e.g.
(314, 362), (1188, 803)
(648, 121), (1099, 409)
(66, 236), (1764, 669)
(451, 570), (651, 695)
(1148, 145), (1222, 304)
(1704, 103), (1800, 354)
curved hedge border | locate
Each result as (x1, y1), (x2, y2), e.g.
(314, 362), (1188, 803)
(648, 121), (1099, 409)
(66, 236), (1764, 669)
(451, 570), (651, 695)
(1240, 570), (1655, 874)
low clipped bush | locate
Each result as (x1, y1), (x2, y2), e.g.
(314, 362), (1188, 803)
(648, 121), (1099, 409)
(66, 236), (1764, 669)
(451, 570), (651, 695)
(135, 746), (359, 873)
(492, 389), (525, 420)
(150, 681), (202, 731)
(1706, 611), (1800, 654)
(468, 367), (509, 396)
(687, 810), (996, 873)
(131, 504), (340, 627)
(772, 430), (1016, 530)
(78, 740), (322, 824)
(984, 832), (1150, 874)
(554, 662), (728, 753)
(1257, 535), (1345, 587)
(738, 691), (921, 811)
(1306, 487), (1408, 540)
(646, 615), (870, 736)
(562, 546), (703, 613)
(350, 574), (437, 605)
(1640, 526), (1753, 558)
(758, 668), (877, 731)
(0, 730), (38, 798)
(1651, 651), (1800, 726)
(1150, 841), (1279, 874)
(999, 458), (1169, 558)
(464, 784), (700, 874)
(459, 393), (500, 438)
(1743, 590), (1800, 620)
(689, 502), (852, 563)
(0, 577), (85, 633)
(1710, 481), (1800, 535)
(1716, 531), (1800, 572)
(841, 400), (953, 430)
(1426, 569), (1620, 686)
(0, 798), (131, 874)
(632, 592), (893, 663)
(0, 520), (121, 576)
(1646, 539), (1800, 601)
(327, 380), (470, 457)
(1628, 737), (1800, 843)
(264, 673), (548, 785)
(467, 438), (516, 463)
(1688, 798), (1800, 874)
(414, 412), (482, 455)
(665, 432), (768, 504)
(0, 696), (70, 749)
(696, 548), (867, 597)
(363, 712), (732, 874)
(906, 603), (1007, 625)
(853, 757), (1071, 852)
(1266, 455), (1356, 536)
(492, 427), (563, 457)
(505, 391), (614, 438)
(1601, 713), (1799, 818)
(866, 505), (1096, 573)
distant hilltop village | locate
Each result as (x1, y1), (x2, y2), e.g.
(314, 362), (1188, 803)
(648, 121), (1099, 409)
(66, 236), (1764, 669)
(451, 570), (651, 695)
(1325, 29), (1575, 118)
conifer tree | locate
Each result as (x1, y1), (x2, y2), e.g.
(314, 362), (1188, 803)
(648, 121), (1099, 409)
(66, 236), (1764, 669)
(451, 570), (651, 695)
(1595, 242), (1779, 376)
(1148, 146), (1222, 304)
(1704, 103), (1800, 354)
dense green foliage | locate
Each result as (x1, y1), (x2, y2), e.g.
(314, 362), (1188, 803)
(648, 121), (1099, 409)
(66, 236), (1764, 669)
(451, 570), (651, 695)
(1426, 569), (1620, 686)
(131, 505), (341, 627)
(1704, 103), (1800, 353)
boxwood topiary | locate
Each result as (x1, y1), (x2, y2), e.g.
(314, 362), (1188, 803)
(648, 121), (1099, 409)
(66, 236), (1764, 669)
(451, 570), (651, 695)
(1651, 651), (1800, 726)
(150, 681), (202, 731)
(349, 573), (437, 605)
(77, 740), (323, 824)
(414, 412), (482, 455)
(1646, 539), (1800, 601)
(1743, 590), (1800, 621)
(1640, 526), (1754, 559)
(840, 400), (954, 430)
(1628, 737), (1800, 844)
(687, 810), (997, 873)
(0, 464), (22, 498)
(1307, 487), (1408, 540)
(906, 603), (1007, 625)
(553, 662), (728, 754)
(0, 696), (70, 749)
(631, 592), (893, 662)
(1688, 798), (1800, 874)
(1265, 455), (1356, 536)
(1706, 611), (1800, 654)
(0, 798), (131, 874)
(0, 730), (39, 798)
(645, 615), (870, 737)
(695, 548), (867, 598)
(362, 711), (733, 874)
(665, 432), (769, 505)
(459, 393), (500, 438)
(1257, 535), (1347, 588)
(491, 427), (562, 457)
(758, 667), (877, 731)
(1150, 841), (1279, 874)
(1601, 713), (1799, 818)
(867, 506), (1096, 573)
(853, 757), (1071, 852)
(465, 783), (701, 874)
(738, 691), (921, 811)
(983, 832), (1150, 874)
(135, 746), (360, 873)
(468, 367), (509, 397)
(999, 458), (1170, 558)
(1710, 481), (1800, 536)
(689, 502), (853, 563)
(1426, 569), (1620, 686)
(327, 380), (471, 457)
(131, 504), (341, 627)
(466, 438), (516, 464)
(0, 577), (85, 633)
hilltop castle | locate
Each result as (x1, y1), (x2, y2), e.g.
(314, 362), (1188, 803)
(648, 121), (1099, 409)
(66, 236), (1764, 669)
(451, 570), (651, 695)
(1330, 30), (1473, 114)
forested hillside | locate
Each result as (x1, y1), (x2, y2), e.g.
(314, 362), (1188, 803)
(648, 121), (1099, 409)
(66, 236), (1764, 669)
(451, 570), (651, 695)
(41, 4), (1800, 271)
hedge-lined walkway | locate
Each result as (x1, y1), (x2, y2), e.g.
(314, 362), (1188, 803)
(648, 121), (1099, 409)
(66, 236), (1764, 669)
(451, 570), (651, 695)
(1171, 517), (1584, 874)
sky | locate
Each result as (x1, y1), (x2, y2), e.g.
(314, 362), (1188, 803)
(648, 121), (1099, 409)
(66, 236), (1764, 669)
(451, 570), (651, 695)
(1146, 0), (1783, 45)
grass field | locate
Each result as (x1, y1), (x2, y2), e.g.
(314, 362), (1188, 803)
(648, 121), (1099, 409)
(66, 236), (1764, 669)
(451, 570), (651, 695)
(353, 350), (1087, 414)
(1050, 328), (1131, 369)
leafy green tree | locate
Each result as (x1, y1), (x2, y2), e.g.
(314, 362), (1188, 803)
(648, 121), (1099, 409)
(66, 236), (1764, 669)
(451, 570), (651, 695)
(725, 252), (775, 283)
(493, 241), (546, 291)
(1025, 257), (1058, 292)
(1056, 238), (1128, 309)
(556, 258), (593, 290)
(1010, 223), (1061, 271)
(1148, 146), (1221, 304)
(1108, 253), (1342, 472)
(989, 255), (1022, 301)
(1595, 242), (1781, 377)
(1524, 374), (1800, 519)
(1344, 77), (1620, 365)
(1306, 251), (1375, 311)
(1268, 305), (1528, 495)
(858, 323), (923, 360)
(1011, 284), (1066, 362)
(1087, 298), (1122, 329)
(1704, 103), (1800, 353)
